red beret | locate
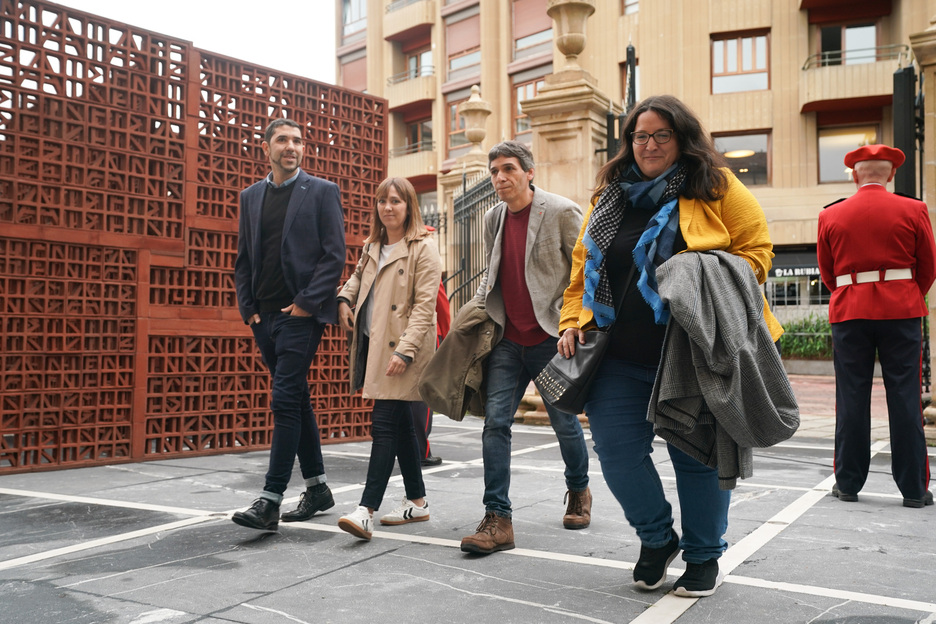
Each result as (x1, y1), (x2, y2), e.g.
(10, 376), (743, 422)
(844, 144), (905, 169)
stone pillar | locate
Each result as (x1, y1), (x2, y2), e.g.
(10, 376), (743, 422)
(516, 1), (616, 419)
(520, 0), (620, 212)
(910, 18), (936, 431)
(438, 86), (492, 280)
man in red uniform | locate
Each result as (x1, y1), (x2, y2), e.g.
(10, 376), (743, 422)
(817, 144), (936, 508)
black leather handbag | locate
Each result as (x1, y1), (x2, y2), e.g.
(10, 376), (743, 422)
(534, 329), (610, 414)
(535, 264), (635, 415)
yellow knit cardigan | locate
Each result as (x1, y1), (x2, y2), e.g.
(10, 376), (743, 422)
(559, 171), (784, 341)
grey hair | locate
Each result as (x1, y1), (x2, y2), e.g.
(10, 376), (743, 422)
(488, 140), (535, 172)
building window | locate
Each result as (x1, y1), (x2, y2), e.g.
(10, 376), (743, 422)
(714, 133), (769, 186)
(766, 279), (800, 307)
(390, 119), (433, 157)
(766, 276), (830, 308)
(622, 0), (638, 15)
(342, 0), (367, 38)
(819, 22), (876, 66)
(449, 49), (481, 76)
(766, 247), (830, 316)
(513, 78), (545, 142)
(407, 48), (434, 79)
(515, 30), (552, 59)
(447, 99), (470, 159)
(818, 125), (878, 183)
(407, 119), (433, 152)
(446, 11), (481, 82)
(513, 0), (552, 60)
(712, 31), (769, 94)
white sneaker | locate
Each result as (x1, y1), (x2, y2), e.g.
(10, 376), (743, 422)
(380, 497), (430, 526)
(338, 506), (373, 540)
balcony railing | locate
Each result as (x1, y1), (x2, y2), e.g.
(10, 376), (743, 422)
(389, 140), (436, 157)
(387, 0), (423, 12)
(802, 44), (910, 70)
(388, 65), (435, 86)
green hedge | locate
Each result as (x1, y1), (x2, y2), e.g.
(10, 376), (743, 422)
(779, 314), (833, 360)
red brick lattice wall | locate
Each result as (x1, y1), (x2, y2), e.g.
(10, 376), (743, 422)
(0, 0), (385, 473)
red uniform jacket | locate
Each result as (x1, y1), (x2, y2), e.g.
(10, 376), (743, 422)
(817, 184), (936, 323)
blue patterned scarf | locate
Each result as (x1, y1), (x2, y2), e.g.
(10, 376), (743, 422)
(582, 162), (687, 327)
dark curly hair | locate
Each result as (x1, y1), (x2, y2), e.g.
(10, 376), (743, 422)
(595, 95), (728, 203)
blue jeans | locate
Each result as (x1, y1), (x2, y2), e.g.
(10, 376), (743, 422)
(585, 358), (730, 563)
(360, 400), (426, 510)
(482, 337), (590, 517)
(251, 311), (326, 498)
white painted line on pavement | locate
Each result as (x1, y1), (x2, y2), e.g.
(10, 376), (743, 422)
(628, 440), (892, 624)
(725, 575), (936, 613)
(0, 487), (218, 517)
(3, 438), (929, 621)
(289, 517), (936, 617)
(0, 516), (218, 572)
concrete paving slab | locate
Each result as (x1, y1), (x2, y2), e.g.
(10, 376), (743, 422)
(2, 376), (935, 624)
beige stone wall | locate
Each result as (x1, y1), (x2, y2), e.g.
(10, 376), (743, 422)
(338, 0), (936, 249)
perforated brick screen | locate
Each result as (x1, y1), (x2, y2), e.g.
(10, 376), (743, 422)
(0, 0), (385, 473)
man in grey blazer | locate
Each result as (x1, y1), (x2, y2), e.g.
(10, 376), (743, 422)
(460, 141), (591, 554)
(231, 119), (346, 531)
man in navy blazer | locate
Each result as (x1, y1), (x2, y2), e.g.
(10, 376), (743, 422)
(232, 119), (347, 531)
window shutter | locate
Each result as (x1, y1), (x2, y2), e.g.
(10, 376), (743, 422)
(513, 0), (552, 40)
(341, 57), (367, 92)
(446, 14), (480, 56)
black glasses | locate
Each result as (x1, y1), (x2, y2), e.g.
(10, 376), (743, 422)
(630, 130), (674, 145)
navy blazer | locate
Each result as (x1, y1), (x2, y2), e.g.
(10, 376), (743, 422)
(235, 169), (346, 325)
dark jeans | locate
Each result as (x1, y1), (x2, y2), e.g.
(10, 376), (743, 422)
(361, 399), (426, 510)
(482, 337), (590, 517)
(251, 311), (326, 497)
(832, 317), (930, 499)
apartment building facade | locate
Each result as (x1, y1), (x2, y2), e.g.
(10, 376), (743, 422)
(335, 0), (935, 323)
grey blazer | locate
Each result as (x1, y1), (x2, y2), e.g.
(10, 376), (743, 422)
(474, 185), (583, 337)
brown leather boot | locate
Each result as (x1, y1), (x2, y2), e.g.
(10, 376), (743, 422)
(562, 487), (592, 529)
(460, 512), (515, 554)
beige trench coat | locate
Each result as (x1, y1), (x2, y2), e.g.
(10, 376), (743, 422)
(338, 232), (441, 400)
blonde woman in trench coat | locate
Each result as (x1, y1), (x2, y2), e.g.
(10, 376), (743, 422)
(335, 177), (442, 540)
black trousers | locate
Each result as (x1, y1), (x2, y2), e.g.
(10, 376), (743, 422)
(360, 400), (426, 510)
(831, 317), (931, 499)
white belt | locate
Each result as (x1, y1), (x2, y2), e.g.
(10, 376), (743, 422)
(835, 268), (913, 288)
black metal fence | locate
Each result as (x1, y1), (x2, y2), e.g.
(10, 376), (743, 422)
(445, 173), (497, 311)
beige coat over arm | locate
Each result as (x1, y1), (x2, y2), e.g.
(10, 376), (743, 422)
(339, 232), (441, 401)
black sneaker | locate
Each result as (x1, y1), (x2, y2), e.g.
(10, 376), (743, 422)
(421, 454), (443, 467)
(902, 490), (934, 508)
(673, 558), (723, 597)
(633, 530), (680, 590)
(281, 485), (335, 522)
(232, 498), (279, 531)
(831, 484), (858, 502)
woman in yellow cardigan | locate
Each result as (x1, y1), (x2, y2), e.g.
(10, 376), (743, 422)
(557, 95), (780, 598)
